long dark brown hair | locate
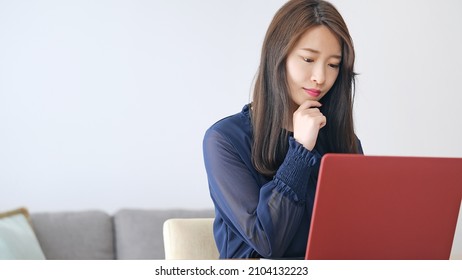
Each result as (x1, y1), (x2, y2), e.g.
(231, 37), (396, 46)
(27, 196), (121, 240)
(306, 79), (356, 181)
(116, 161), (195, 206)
(251, 0), (359, 177)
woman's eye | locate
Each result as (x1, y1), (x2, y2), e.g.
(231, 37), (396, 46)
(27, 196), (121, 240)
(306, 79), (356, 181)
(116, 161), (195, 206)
(329, 63), (340, 69)
(303, 58), (314, 63)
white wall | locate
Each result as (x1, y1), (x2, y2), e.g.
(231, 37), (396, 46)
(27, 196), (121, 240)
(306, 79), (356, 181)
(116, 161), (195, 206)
(1, 0), (461, 213)
(335, 0), (462, 158)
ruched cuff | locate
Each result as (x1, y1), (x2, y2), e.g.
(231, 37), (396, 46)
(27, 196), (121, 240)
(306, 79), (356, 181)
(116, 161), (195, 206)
(274, 137), (321, 203)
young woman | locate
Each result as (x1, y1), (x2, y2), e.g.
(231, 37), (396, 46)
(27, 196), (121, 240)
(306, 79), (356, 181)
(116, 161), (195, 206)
(203, 0), (363, 259)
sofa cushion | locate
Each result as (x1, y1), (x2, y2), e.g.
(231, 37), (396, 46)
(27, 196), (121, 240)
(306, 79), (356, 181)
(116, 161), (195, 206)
(0, 208), (46, 260)
(114, 208), (214, 259)
(30, 210), (114, 259)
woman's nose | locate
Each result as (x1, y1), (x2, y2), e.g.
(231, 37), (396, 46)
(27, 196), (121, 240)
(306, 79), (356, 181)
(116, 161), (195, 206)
(311, 64), (326, 85)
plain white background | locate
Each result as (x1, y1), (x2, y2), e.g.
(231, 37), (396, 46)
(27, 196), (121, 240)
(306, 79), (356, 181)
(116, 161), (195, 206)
(1, 0), (461, 213)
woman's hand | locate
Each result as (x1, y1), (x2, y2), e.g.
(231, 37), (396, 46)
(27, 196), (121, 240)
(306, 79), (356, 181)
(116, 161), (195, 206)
(293, 100), (326, 151)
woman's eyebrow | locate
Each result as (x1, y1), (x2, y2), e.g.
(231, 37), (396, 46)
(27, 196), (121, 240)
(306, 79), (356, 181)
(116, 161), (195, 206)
(300, 48), (342, 59)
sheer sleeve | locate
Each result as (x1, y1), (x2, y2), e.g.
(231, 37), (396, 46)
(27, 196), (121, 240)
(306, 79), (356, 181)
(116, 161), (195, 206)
(203, 127), (321, 258)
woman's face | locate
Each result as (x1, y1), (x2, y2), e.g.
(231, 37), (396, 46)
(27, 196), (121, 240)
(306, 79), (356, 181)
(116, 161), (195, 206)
(286, 25), (341, 108)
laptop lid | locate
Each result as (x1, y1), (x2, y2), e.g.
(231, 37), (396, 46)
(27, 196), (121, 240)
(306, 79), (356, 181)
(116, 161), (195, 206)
(305, 154), (462, 260)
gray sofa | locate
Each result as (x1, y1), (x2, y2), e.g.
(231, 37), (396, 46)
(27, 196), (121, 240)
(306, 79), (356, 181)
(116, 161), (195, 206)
(30, 208), (215, 259)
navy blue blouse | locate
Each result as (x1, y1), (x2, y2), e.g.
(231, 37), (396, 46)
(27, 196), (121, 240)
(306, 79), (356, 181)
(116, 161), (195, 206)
(203, 104), (362, 259)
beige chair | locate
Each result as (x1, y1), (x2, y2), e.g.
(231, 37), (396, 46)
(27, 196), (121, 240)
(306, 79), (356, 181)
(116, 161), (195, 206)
(163, 218), (219, 260)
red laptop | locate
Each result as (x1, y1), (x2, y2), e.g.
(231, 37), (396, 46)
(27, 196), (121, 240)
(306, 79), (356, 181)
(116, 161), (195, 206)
(305, 154), (462, 260)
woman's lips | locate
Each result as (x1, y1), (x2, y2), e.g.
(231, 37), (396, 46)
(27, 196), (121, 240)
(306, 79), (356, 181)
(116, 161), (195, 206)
(304, 88), (321, 97)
